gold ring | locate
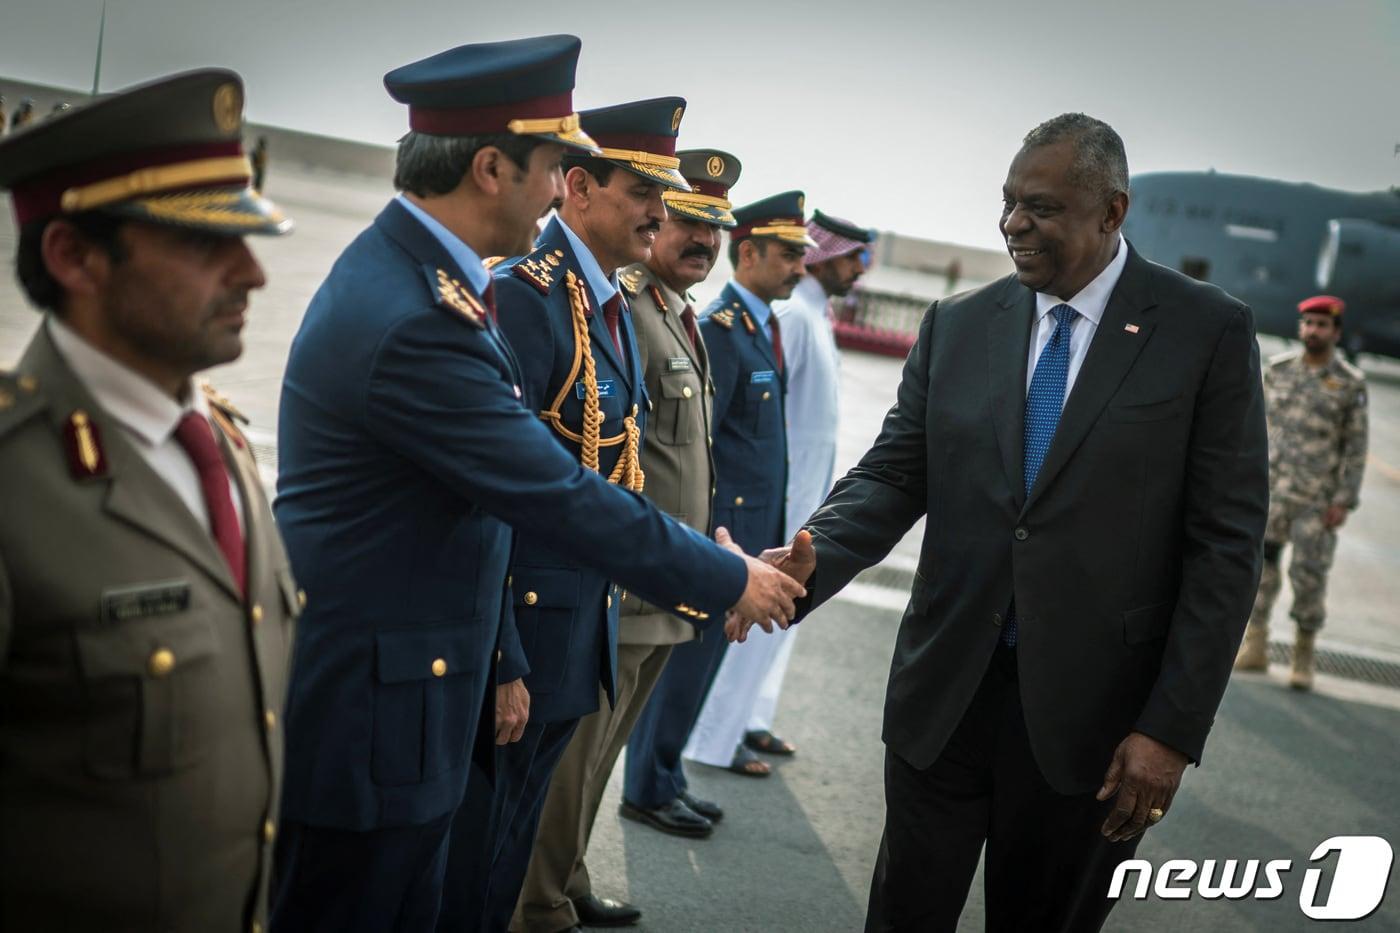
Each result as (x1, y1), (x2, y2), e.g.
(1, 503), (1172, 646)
(1148, 808), (1165, 823)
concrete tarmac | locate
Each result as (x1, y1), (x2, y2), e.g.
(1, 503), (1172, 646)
(2, 159), (1398, 930)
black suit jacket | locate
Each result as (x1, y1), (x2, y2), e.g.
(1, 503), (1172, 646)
(800, 245), (1268, 793)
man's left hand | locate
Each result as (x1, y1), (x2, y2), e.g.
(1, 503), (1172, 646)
(1324, 504), (1349, 530)
(1096, 731), (1189, 842)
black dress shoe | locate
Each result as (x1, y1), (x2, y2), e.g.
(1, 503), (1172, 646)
(571, 893), (641, 927)
(618, 797), (713, 838)
(678, 790), (724, 822)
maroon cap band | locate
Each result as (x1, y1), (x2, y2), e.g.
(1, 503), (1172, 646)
(408, 91), (573, 135)
(12, 140), (244, 226)
(687, 179), (729, 198)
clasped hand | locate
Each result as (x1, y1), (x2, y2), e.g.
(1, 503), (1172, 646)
(718, 528), (817, 643)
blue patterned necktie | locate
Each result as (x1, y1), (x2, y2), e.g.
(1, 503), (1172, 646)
(1004, 303), (1078, 647)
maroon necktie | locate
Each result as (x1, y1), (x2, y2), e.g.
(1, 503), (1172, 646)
(482, 282), (498, 323)
(174, 412), (246, 596)
(680, 304), (699, 352)
(603, 294), (624, 356)
(769, 312), (784, 373)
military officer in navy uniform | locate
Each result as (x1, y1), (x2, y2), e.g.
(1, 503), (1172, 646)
(622, 192), (813, 826)
(0, 70), (296, 932)
(272, 41), (802, 933)
(512, 148), (743, 932)
(437, 96), (696, 933)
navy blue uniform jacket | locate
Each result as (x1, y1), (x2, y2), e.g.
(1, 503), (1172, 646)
(275, 201), (747, 831)
(492, 218), (655, 723)
(700, 283), (788, 556)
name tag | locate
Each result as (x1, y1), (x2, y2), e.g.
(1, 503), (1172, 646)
(666, 357), (692, 373)
(577, 379), (617, 399)
(750, 370), (776, 384)
(102, 580), (191, 623)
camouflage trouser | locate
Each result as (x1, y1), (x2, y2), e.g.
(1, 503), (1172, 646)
(1249, 497), (1339, 633)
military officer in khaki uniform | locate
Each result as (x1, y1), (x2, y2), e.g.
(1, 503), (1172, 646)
(1236, 295), (1367, 690)
(0, 70), (297, 932)
(511, 148), (742, 933)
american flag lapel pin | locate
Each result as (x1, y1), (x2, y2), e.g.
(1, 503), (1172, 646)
(1124, 324), (1140, 334)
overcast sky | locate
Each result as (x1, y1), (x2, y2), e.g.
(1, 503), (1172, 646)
(3, 0), (1398, 249)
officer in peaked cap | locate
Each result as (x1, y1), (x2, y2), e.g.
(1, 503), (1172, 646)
(681, 191), (818, 780)
(0, 69), (295, 932)
(439, 96), (721, 932)
(272, 42), (801, 933)
(513, 147), (742, 932)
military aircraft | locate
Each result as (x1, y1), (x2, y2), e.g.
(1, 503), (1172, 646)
(1123, 172), (1400, 358)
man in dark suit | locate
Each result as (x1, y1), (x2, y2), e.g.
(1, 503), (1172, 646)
(272, 39), (801, 933)
(436, 96), (696, 932)
(756, 113), (1268, 932)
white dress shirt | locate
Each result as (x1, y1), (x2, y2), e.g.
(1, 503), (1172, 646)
(1025, 235), (1128, 407)
(48, 317), (245, 535)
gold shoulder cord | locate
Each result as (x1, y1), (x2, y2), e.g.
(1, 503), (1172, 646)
(538, 270), (645, 492)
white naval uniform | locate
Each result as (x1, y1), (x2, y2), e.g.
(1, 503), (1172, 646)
(683, 274), (840, 765)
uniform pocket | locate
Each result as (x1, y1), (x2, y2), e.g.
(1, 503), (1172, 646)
(372, 625), (482, 786)
(74, 615), (220, 779)
(1107, 395), (1184, 423)
(744, 381), (780, 437)
(656, 372), (702, 446)
(512, 567), (581, 694)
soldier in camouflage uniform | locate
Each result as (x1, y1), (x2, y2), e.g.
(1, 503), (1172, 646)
(1236, 295), (1367, 690)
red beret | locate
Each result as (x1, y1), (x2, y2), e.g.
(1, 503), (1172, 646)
(1298, 295), (1345, 317)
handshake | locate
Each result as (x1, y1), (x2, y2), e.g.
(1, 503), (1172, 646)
(715, 527), (817, 643)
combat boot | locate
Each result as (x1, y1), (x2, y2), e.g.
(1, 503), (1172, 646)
(1234, 623), (1269, 672)
(1290, 629), (1317, 691)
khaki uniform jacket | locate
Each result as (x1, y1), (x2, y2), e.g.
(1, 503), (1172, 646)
(0, 326), (298, 933)
(617, 263), (717, 646)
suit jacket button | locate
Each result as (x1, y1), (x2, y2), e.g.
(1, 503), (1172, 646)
(1014, 527), (1029, 541)
(524, 592), (538, 605)
(148, 648), (176, 678)
(992, 612), (1003, 626)
(431, 658), (448, 677)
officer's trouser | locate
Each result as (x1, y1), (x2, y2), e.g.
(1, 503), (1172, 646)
(1250, 496), (1339, 633)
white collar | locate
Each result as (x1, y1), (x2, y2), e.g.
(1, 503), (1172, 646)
(47, 316), (204, 447)
(1034, 234), (1128, 325)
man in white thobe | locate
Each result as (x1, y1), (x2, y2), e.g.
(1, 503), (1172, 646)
(685, 211), (872, 771)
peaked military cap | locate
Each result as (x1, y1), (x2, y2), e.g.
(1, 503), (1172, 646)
(578, 97), (689, 191)
(1298, 294), (1345, 317)
(385, 35), (599, 153)
(0, 69), (290, 235)
(663, 149), (741, 228)
(730, 190), (816, 248)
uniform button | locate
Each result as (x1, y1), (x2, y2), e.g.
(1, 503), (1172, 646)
(296, 589), (307, 610)
(507, 575), (513, 587)
(734, 496), (745, 505)
(992, 612), (1003, 626)
(264, 710), (277, 730)
(707, 435), (712, 445)
(631, 404), (639, 416)
(607, 595), (613, 608)
(682, 385), (693, 398)
(524, 591), (538, 606)
(1014, 527), (1029, 541)
(253, 923), (263, 933)
(762, 391), (771, 401)
(432, 658), (448, 677)
(148, 648), (176, 678)
(17, 375), (37, 393)
(263, 820), (276, 844)
(599, 411), (606, 422)
(250, 604), (264, 625)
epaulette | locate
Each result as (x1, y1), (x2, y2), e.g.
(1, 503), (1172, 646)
(707, 308), (736, 330)
(1267, 348), (1302, 368)
(429, 267), (487, 329)
(511, 247), (564, 296)
(647, 284), (668, 313)
(201, 382), (251, 450)
(0, 371), (48, 440)
(740, 309), (758, 334)
(1336, 356), (1366, 382)
(619, 266), (646, 298)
